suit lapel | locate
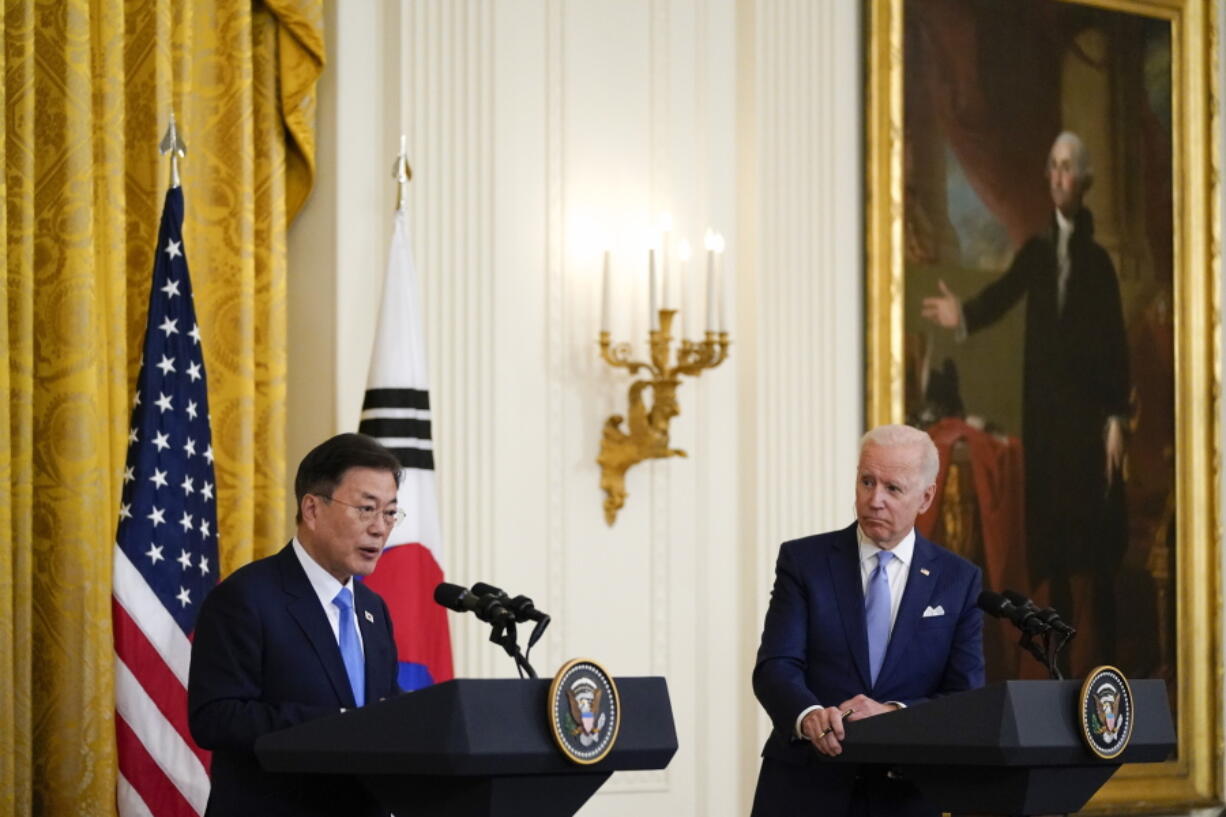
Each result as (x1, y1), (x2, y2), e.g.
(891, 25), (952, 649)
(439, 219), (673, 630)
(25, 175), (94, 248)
(279, 545), (357, 708)
(878, 534), (939, 688)
(828, 526), (871, 690)
(355, 585), (390, 701)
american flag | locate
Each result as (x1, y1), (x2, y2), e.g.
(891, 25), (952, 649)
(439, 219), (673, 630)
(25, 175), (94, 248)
(112, 186), (217, 817)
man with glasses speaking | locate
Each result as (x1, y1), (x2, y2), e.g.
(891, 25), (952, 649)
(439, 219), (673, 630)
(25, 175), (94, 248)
(189, 433), (407, 817)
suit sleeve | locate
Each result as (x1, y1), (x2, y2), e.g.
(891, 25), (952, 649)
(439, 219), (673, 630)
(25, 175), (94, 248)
(752, 543), (822, 735)
(188, 578), (337, 751)
(963, 239), (1044, 335)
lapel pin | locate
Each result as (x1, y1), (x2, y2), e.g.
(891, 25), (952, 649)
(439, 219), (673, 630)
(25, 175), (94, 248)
(364, 610), (375, 623)
(920, 568), (931, 576)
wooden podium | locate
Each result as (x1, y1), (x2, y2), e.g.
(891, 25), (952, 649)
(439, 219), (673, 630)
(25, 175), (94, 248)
(825, 679), (1174, 815)
(255, 676), (677, 817)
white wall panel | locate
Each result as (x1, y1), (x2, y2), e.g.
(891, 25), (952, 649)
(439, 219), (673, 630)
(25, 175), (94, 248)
(290, 1), (862, 814)
(741, 0), (863, 775)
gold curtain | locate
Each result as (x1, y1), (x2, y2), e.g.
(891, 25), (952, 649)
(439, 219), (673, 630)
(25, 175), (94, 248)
(0, 1), (322, 815)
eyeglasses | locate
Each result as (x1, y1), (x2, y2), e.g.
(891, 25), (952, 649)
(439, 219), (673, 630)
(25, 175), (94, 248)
(313, 494), (407, 527)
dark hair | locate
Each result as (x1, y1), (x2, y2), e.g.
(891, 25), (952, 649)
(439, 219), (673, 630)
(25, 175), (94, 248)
(294, 433), (402, 522)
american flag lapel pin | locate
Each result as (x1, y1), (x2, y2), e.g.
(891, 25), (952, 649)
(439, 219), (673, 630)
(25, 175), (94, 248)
(365, 610), (375, 623)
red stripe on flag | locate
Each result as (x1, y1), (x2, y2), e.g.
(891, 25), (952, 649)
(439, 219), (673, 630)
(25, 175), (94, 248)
(113, 598), (212, 770)
(115, 716), (200, 817)
(364, 542), (453, 683)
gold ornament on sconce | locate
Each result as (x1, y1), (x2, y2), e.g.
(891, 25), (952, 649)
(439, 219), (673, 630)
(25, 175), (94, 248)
(596, 226), (731, 525)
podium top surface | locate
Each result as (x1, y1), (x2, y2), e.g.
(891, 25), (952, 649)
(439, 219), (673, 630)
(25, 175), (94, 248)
(256, 676), (677, 776)
(828, 679), (1174, 767)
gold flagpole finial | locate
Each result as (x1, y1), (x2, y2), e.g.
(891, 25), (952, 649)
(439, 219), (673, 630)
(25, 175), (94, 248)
(391, 134), (412, 210)
(159, 112), (188, 190)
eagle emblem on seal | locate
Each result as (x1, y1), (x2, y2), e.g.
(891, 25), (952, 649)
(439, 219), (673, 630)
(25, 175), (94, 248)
(566, 678), (606, 745)
(1090, 682), (1124, 744)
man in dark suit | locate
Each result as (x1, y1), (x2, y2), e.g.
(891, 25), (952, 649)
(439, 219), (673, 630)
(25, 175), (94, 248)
(921, 131), (1130, 674)
(751, 424), (984, 817)
(189, 433), (406, 817)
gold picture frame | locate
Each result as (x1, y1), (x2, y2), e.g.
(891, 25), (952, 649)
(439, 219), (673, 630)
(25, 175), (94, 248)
(866, 0), (1219, 811)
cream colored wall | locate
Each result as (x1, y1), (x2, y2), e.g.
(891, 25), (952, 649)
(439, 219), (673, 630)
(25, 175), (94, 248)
(289, 1), (861, 812)
(290, 1), (1226, 815)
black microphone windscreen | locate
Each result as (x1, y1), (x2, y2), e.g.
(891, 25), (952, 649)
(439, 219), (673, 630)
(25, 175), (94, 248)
(471, 581), (506, 598)
(433, 582), (471, 611)
(977, 590), (1009, 617)
(1001, 589), (1029, 607)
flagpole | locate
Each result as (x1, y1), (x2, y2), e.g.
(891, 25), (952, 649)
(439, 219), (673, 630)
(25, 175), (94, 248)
(392, 134), (412, 211)
(159, 112), (187, 190)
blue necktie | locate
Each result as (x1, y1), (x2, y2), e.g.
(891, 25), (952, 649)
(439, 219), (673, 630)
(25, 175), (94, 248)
(333, 587), (365, 707)
(865, 550), (895, 686)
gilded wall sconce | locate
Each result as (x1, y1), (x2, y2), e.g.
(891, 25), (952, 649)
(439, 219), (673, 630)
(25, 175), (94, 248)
(597, 307), (730, 525)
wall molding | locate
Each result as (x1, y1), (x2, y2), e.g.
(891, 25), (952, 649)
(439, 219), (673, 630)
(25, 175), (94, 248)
(747, 0), (863, 754)
(398, 0), (498, 678)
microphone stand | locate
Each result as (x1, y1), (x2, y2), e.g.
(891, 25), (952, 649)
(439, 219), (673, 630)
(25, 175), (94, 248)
(1017, 626), (1074, 680)
(1046, 627), (1074, 679)
(1017, 629), (1057, 678)
(488, 619), (538, 679)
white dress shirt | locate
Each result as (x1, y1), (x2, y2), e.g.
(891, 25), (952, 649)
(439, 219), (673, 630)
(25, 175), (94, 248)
(292, 537), (364, 652)
(1055, 207), (1074, 312)
(857, 526), (914, 636)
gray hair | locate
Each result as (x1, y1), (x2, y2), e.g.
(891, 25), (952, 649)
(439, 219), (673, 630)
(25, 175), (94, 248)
(859, 424), (939, 486)
(1050, 130), (1093, 184)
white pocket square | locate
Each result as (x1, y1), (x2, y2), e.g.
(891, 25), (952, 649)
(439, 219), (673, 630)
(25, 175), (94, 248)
(922, 605), (945, 618)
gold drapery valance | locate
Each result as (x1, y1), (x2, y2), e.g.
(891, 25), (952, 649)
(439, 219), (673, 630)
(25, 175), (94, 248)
(0, 1), (322, 813)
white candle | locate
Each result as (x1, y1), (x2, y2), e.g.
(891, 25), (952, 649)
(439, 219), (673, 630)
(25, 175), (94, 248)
(704, 230), (717, 332)
(718, 241), (727, 332)
(660, 212), (672, 309)
(649, 248), (659, 331)
(677, 239), (692, 340)
(601, 250), (611, 333)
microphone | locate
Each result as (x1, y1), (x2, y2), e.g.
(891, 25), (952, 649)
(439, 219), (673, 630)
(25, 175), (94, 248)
(1034, 608), (1075, 636)
(471, 582), (550, 624)
(977, 590), (1048, 635)
(1002, 590), (1076, 637)
(470, 581), (506, 598)
(1000, 589), (1041, 617)
(433, 582), (513, 624)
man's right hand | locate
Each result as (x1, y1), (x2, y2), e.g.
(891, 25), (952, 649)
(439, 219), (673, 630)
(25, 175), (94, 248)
(801, 707), (847, 757)
(921, 279), (961, 329)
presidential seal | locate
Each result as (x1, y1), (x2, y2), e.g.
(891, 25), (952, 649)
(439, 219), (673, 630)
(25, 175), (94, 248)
(1079, 665), (1134, 760)
(548, 658), (621, 765)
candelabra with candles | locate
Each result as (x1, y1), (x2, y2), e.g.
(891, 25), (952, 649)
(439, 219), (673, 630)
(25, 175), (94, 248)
(597, 228), (730, 525)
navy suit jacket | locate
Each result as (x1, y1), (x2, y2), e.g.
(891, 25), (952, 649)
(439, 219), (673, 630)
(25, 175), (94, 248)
(753, 523), (984, 775)
(188, 543), (401, 817)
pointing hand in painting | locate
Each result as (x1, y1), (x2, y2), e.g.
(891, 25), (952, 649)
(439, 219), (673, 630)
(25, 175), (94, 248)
(921, 279), (962, 330)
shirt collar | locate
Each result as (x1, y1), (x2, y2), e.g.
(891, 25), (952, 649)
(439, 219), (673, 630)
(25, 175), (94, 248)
(292, 536), (354, 607)
(856, 525), (915, 569)
(1054, 207), (1075, 238)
